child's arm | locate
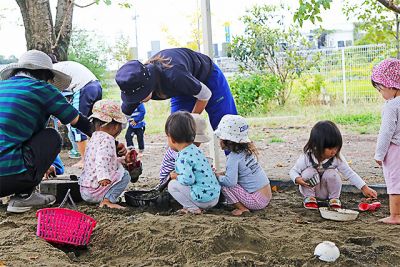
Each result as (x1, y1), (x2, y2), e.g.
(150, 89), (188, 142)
(175, 158), (196, 186)
(375, 105), (398, 165)
(289, 154), (310, 187)
(337, 155), (377, 198)
(159, 148), (177, 183)
(218, 154), (239, 187)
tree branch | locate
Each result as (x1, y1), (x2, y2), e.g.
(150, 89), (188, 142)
(377, 0), (400, 14)
(52, 0), (74, 51)
(74, 1), (97, 8)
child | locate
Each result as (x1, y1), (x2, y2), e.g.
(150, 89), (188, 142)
(125, 103), (146, 157)
(166, 111), (220, 214)
(215, 115), (272, 216)
(79, 100), (130, 209)
(371, 58), (400, 224)
(159, 113), (211, 186)
(290, 120), (377, 209)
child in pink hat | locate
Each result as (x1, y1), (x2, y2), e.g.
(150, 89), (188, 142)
(371, 58), (400, 224)
(79, 100), (132, 209)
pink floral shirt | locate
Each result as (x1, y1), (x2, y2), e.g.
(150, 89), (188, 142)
(79, 131), (125, 202)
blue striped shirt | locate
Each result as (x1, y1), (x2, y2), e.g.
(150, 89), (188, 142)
(159, 147), (177, 183)
(0, 76), (79, 176)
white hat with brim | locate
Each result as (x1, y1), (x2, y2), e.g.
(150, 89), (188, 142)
(0, 50), (71, 90)
(215, 114), (251, 143)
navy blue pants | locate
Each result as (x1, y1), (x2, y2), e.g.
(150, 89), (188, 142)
(170, 63), (237, 130)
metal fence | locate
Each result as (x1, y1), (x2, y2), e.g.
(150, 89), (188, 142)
(215, 43), (398, 105)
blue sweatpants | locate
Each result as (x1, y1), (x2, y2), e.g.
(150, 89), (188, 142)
(170, 63), (237, 130)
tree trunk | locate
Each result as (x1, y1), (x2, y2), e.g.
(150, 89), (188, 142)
(15, 0), (74, 61)
(54, 0), (74, 60)
(16, 0), (55, 55)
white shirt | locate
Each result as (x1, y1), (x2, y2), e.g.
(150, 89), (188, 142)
(289, 153), (366, 189)
(375, 97), (400, 161)
(53, 61), (97, 92)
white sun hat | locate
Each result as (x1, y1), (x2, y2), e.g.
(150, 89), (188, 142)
(0, 50), (71, 90)
(214, 114), (251, 143)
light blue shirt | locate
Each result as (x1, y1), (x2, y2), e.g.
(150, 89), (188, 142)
(175, 144), (220, 202)
(219, 151), (269, 193)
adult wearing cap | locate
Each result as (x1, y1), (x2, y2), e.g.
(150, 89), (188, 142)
(53, 61), (103, 168)
(0, 50), (93, 213)
(116, 47), (237, 130)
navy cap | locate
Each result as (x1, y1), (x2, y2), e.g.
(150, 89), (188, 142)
(115, 60), (156, 113)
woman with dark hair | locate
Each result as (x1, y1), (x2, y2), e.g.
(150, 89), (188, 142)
(0, 50), (93, 213)
(115, 47), (237, 130)
(289, 120), (377, 210)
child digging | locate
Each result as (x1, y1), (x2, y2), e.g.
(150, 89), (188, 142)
(371, 59), (400, 224)
(290, 120), (377, 210)
(79, 100), (132, 209)
(215, 115), (272, 216)
(166, 111), (221, 214)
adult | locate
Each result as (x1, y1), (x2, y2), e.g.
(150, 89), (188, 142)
(115, 47), (237, 130)
(0, 50), (93, 213)
(53, 61), (103, 168)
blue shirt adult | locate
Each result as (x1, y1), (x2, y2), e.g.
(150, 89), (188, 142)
(175, 144), (220, 202)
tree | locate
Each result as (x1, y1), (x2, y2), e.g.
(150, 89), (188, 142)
(14, 0), (130, 61)
(294, 0), (400, 56)
(230, 4), (318, 106)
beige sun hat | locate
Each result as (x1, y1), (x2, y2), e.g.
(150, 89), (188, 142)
(0, 50), (71, 90)
(89, 99), (127, 124)
(191, 113), (210, 143)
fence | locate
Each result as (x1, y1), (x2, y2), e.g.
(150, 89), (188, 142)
(215, 43), (398, 105)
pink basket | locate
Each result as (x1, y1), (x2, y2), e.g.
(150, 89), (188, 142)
(36, 208), (97, 246)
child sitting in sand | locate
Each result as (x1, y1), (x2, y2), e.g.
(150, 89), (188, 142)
(166, 111), (221, 214)
(289, 120), (377, 209)
(79, 100), (131, 209)
(214, 115), (272, 216)
(371, 59), (400, 224)
(159, 113), (211, 186)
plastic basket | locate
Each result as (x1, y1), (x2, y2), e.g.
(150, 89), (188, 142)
(36, 207), (97, 246)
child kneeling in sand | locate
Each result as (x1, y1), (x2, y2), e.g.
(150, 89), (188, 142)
(290, 120), (377, 209)
(79, 100), (131, 209)
(166, 111), (221, 214)
(214, 115), (272, 216)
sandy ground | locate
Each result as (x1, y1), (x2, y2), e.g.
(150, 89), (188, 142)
(1, 126), (398, 267)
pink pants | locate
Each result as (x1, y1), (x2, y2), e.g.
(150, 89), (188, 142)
(299, 167), (342, 200)
(383, 144), (400, 194)
(222, 184), (271, 210)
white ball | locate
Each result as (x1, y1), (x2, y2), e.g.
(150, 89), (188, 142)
(314, 241), (340, 262)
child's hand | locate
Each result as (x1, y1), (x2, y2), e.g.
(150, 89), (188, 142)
(170, 171), (178, 180)
(129, 120), (137, 127)
(295, 177), (311, 188)
(117, 142), (127, 156)
(375, 160), (382, 166)
(43, 165), (56, 179)
(215, 171), (225, 177)
(99, 179), (111, 187)
(361, 185), (378, 199)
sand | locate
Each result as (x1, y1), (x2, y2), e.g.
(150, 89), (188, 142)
(1, 127), (398, 266)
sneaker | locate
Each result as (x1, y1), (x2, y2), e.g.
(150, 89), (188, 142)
(68, 150), (81, 159)
(7, 193), (56, 213)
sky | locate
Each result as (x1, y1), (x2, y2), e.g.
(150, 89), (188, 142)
(0, 0), (351, 62)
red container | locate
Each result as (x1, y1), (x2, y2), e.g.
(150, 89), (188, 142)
(36, 208), (97, 246)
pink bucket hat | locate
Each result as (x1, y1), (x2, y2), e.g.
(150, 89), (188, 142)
(371, 58), (400, 90)
(89, 99), (127, 124)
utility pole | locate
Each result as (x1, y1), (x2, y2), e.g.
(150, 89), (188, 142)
(132, 9), (139, 59)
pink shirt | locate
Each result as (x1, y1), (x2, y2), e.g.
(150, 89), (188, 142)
(79, 131), (125, 202)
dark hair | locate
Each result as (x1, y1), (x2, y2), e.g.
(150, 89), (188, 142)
(221, 140), (258, 157)
(92, 118), (121, 131)
(165, 111), (196, 143)
(303, 120), (342, 160)
(371, 79), (380, 89)
(12, 68), (55, 82)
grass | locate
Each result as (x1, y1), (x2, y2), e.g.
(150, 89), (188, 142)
(269, 136), (285, 143)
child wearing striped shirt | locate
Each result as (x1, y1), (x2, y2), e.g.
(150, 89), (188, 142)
(371, 59), (400, 224)
(158, 113), (211, 186)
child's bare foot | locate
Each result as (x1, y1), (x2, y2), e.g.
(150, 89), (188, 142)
(99, 199), (126, 209)
(188, 208), (203, 215)
(232, 208), (250, 216)
(176, 208), (188, 215)
(378, 216), (400, 224)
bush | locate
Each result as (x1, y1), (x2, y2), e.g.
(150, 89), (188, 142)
(229, 73), (282, 115)
(298, 74), (325, 105)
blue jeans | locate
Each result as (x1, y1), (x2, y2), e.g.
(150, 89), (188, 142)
(104, 171), (131, 203)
